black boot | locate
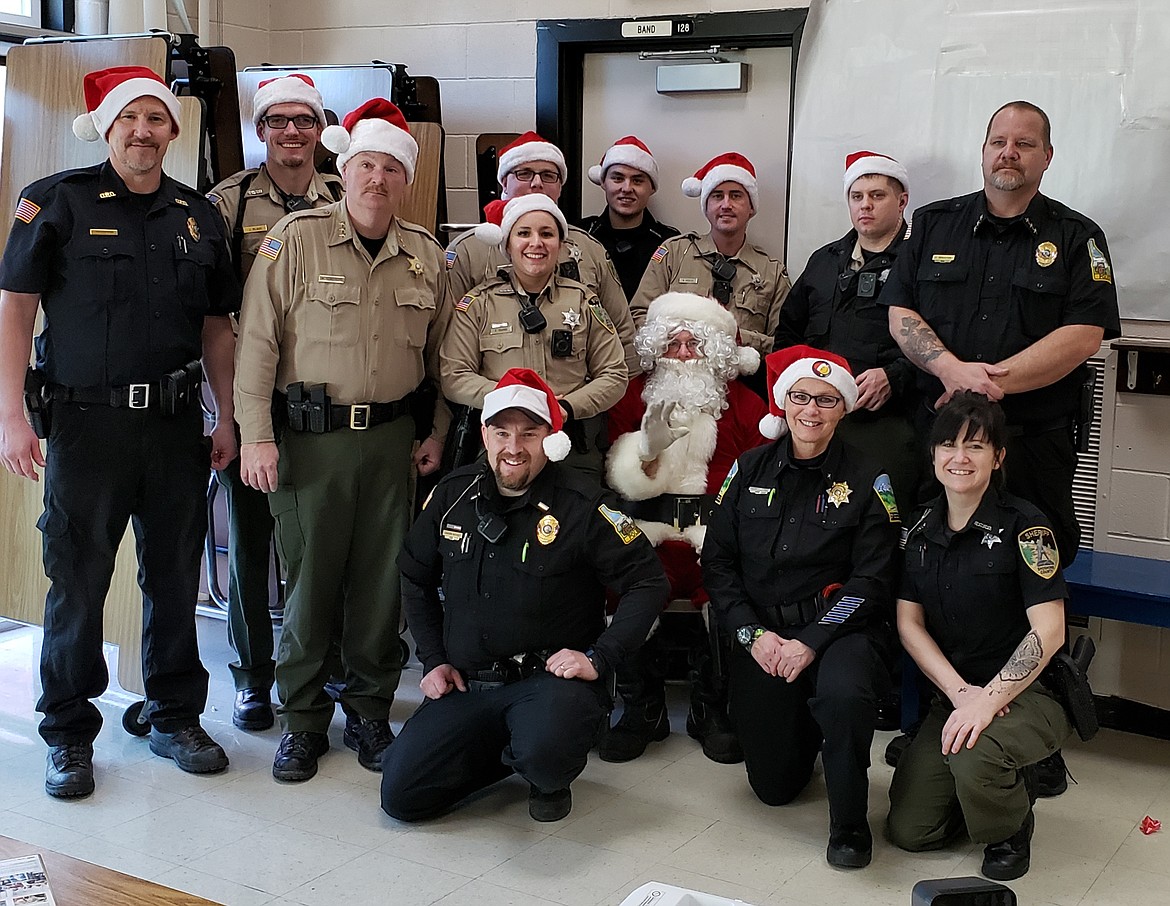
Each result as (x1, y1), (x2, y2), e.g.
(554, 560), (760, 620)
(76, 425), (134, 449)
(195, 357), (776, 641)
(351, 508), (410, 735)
(686, 650), (743, 764)
(598, 661), (669, 763)
(982, 809), (1034, 881)
(1033, 750), (1068, 797)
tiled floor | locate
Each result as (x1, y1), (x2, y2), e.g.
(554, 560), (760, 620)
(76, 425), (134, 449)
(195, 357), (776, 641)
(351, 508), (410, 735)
(2, 618), (1169, 905)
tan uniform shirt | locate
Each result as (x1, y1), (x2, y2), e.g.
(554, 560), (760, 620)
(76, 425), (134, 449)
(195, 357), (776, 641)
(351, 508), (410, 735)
(440, 272), (626, 420)
(446, 224), (639, 373)
(631, 232), (790, 356)
(208, 164), (343, 282)
(235, 200), (452, 444)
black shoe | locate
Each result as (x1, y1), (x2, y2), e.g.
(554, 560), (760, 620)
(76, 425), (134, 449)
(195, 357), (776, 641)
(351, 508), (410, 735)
(343, 713), (395, 772)
(232, 688), (274, 731)
(598, 700), (669, 763)
(45, 744), (95, 799)
(827, 821), (873, 869)
(528, 785), (572, 822)
(884, 732), (915, 768)
(149, 725), (229, 774)
(272, 731), (329, 782)
(982, 810), (1034, 881)
(875, 693), (901, 732)
(1033, 750), (1068, 798)
(686, 700), (743, 764)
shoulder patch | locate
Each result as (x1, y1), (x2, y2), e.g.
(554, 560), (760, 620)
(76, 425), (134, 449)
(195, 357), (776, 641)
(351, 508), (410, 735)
(455, 293), (477, 313)
(14, 197), (41, 224)
(651, 244), (669, 264)
(873, 473), (901, 524)
(257, 235), (284, 261)
(598, 504), (642, 544)
(205, 192), (222, 206)
(715, 460), (739, 505)
(588, 301), (615, 333)
(1018, 525), (1060, 579)
(445, 248), (458, 269)
(1087, 238), (1112, 284)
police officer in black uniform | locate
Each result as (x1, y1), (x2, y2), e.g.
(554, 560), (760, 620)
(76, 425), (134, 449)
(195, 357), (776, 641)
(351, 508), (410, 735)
(775, 151), (919, 505)
(382, 368), (667, 823)
(579, 135), (679, 302)
(702, 346), (901, 869)
(0, 67), (239, 799)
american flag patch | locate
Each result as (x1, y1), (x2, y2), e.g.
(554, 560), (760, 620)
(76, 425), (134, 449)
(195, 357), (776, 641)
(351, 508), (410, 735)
(206, 192), (221, 206)
(650, 244), (668, 263)
(14, 197), (40, 224)
(257, 235), (284, 261)
(445, 248), (458, 269)
(455, 293), (475, 312)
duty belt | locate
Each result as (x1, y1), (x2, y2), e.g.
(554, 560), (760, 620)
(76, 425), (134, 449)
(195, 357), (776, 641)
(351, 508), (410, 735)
(323, 400), (408, 432)
(463, 650), (553, 686)
(625, 493), (714, 530)
(761, 593), (823, 630)
(48, 361), (202, 415)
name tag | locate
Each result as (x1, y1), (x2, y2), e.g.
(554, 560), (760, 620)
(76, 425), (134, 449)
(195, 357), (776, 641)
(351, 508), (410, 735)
(678, 277), (699, 285)
(490, 322), (513, 335)
(932, 254), (956, 264)
(318, 274), (346, 284)
(441, 528), (463, 542)
(89, 228), (118, 236)
(243, 224), (268, 234)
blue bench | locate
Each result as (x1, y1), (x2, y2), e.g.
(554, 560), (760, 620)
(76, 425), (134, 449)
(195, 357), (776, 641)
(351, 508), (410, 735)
(1063, 550), (1170, 629)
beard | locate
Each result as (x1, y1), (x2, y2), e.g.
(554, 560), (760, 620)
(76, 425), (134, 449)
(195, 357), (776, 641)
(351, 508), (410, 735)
(988, 165), (1025, 191)
(643, 358), (727, 416)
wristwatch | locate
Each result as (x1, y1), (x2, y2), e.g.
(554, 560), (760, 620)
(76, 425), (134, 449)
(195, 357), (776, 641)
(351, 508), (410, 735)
(736, 624), (767, 650)
(583, 648), (605, 677)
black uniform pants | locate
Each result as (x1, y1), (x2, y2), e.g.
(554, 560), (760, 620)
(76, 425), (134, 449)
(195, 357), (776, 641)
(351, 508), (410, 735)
(729, 631), (884, 827)
(36, 402), (210, 747)
(1004, 427), (1080, 565)
(381, 671), (608, 821)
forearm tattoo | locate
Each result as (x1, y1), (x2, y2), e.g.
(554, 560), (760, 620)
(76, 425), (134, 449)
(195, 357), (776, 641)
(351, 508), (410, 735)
(898, 315), (946, 366)
(997, 630), (1044, 684)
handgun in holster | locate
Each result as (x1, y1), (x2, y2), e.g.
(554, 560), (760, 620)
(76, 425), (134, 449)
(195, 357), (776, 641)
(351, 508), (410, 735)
(307, 384), (330, 434)
(160, 360), (203, 416)
(408, 379), (438, 442)
(1073, 367), (1097, 454)
(285, 382), (308, 432)
(24, 367), (50, 439)
(1040, 635), (1099, 742)
(566, 416), (588, 454)
(442, 404), (484, 471)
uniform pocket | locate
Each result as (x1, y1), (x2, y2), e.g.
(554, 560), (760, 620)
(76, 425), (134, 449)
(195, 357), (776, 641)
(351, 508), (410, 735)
(175, 241), (217, 315)
(73, 235), (137, 305)
(1012, 271), (1068, 340)
(393, 286), (435, 348)
(267, 487), (305, 566)
(307, 280), (362, 346)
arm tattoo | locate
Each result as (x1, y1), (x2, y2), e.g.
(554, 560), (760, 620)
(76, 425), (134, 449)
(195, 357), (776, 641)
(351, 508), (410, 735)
(898, 315), (946, 366)
(997, 630), (1044, 684)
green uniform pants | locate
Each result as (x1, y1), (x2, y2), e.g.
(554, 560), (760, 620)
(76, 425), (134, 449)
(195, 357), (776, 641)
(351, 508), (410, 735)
(887, 686), (1072, 847)
(269, 415), (415, 733)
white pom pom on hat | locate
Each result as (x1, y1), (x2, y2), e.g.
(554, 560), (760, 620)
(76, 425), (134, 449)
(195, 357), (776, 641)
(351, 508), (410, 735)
(72, 66), (180, 143)
(323, 97), (418, 183)
(682, 152), (759, 212)
(481, 368), (572, 462)
(758, 345), (858, 440)
(587, 135), (659, 189)
(474, 195), (567, 249)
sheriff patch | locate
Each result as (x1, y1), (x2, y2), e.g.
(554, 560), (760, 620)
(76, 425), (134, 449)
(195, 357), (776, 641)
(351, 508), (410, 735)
(715, 461), (739, 505)
(1018, 525), (1060, 579)
(14, 197), (40, 224)
(588, 302), (615, 333)
(257, 235), (283, 261)
(598, 504), (641, 544)
(873, 473), (900, 524)
(1087, 238), (1112, 284)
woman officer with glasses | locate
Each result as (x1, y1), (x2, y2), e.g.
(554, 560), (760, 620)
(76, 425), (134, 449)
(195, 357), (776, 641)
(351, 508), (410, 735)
(702, 344), (901, 871)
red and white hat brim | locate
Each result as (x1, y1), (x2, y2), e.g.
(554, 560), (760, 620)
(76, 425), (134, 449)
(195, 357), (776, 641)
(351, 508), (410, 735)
(328, 118), (418, 184)
(252, 75), (327, 127)
(588, 144), (658, 188)
(73, 76), (180, 143)
(497, 141), (567, 186)
(844, 155), (910, 196)
(682, 163), (758, 212)
(772, 358), (859, 414)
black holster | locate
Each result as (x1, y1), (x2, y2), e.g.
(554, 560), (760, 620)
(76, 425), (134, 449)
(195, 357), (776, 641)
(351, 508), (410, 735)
(442, 404), (484, 471)
(159, 360), (203, 417)
(24, 367), (50, 439)
(1073, 366), (1098, 454)
(1040, 635), (1099, 741)
(408, 379), (438, 442)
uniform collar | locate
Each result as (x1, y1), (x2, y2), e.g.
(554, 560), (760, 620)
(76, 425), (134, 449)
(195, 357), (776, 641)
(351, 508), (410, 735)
(973, 191), (1050, 238)
(254, 163), (337, 205)
(921, 485), (1006, 545)
(595, 206), (657, 236)
(506, 269), (556, 300)
(96, 161), (187, 213)
(328, 201), (401, 259)
(477, 460), (558, 513)
(694, 231), (760, 273)
(775, 433), (844, 478)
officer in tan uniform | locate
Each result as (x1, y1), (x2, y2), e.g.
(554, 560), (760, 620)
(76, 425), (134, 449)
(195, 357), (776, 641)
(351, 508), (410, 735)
(235, 99), (451, 783)
(632, 152), (790, 393)
(445, 131), (638, 374)
(441, 194), (626, 481)
(207, 74), (343, 733)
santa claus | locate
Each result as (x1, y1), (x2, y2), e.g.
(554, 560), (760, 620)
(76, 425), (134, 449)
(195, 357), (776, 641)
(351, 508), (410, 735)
(602, 292), (768, 763)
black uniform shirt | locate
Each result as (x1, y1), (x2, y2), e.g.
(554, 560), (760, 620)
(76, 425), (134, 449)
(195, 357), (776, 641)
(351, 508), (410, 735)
(0, 161), (239, 388)
(776, 224), (914, 414)
(900, 486), (1068, 687)
(878, 190), (1120, 425)
(701, 435), (901, 653)
(398, 461), (669, 676)
(580, 207), (680, 301)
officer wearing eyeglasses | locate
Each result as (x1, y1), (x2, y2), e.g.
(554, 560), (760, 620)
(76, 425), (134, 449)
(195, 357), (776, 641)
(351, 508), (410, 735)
(205, 75), (344, 734)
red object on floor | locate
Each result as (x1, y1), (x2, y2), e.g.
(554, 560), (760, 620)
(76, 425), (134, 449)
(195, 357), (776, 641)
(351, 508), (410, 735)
(1140, 816), (1161, 835)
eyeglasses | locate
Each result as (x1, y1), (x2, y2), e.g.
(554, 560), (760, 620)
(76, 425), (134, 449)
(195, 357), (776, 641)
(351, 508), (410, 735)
(261, 114), (319, 131)
(511, 168), (563, 185)
(787, 390), (843, 409)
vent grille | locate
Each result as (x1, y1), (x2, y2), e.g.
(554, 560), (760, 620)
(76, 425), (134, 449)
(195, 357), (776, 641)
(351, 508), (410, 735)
(1072, 358), (1105, 550)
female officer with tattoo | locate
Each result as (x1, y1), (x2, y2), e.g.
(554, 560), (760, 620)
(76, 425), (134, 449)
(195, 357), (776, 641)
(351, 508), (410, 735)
(886, 391), (1073, 881)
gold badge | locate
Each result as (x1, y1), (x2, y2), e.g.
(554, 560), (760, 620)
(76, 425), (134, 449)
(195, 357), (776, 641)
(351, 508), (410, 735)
(187, 217), (200, 242)
(1035, 241), (1058, 267)
(931, 254), (956, 264)
(1087, 238), (1112, 284)
(408, 256), (424, 277)
(1018, 526), (1060, 579)
(826, 481), (852, 508)
(536, 514), (560, 546)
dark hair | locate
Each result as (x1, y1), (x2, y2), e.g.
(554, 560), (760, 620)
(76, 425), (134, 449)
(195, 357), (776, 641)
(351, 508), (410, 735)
(849, 173), (906, 195)
(985, 100), (1052, 151)
(929, 391), (1007, 456)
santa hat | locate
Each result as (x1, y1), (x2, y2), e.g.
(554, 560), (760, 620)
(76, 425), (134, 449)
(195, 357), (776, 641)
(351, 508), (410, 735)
(252, 73), (327, 127)
(72, 66), (181, 143)
(588, 135), (659, 189)
(759, 345), (858, 440)
(481, 368), (572, 462)
(496, 131), (568, 186)
(474, 194), (568, 247)
(843, 150), (909, 196)
(643, 292), (760, 376)
(321, 98), (418, 183)
(682, 152), (759, 212)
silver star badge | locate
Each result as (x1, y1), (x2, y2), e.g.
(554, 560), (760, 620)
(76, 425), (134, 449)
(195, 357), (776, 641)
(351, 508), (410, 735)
(562, 310), (581, 328)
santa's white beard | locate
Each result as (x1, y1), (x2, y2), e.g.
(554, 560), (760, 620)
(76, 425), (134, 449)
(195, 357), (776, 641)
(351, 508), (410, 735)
(643, 358), (728, 416)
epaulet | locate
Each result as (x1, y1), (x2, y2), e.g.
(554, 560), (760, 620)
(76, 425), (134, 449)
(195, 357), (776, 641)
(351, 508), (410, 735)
(445, 226), (478, 254)
(916, 192), (975, 217)
(321, 172), (344, 187)
(1040, 195), (1101, 232)
(208, 168), (259, 198)
(747, 242), (781, 262)
(902, 508), (932, 547)
(396, 218), (443, 249)
(650, 222), (681, 241)
(23, 164), (101, 198)
(567, 224), (604, 250)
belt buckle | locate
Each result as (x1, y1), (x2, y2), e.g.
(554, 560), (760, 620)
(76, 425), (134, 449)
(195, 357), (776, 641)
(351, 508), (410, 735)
(128, 383), (150, 409)
(673, 496), (701, 531)
(349, 404), (370, 430)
